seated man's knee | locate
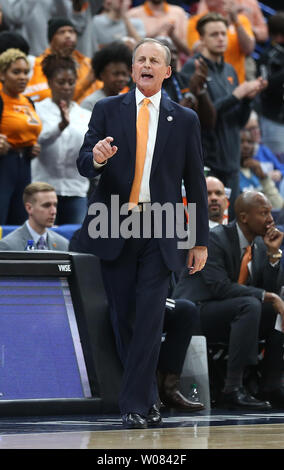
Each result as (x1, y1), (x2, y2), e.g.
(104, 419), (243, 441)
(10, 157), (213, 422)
(174, 298), (200, 328)
(237, 296), (262, 319)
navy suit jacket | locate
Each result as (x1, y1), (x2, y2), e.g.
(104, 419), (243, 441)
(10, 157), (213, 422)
(173, 221), (284, 302)
(77, 89), (208, 271)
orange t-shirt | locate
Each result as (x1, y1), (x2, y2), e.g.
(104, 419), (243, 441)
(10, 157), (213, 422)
(196, 0), (268, 42)
(24, 48), (103, 103)
(0, 92), (42, 147)
(187, 13), (254, 83)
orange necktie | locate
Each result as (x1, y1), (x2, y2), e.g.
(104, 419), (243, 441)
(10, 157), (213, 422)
(129, 98), (151, 209)
(238, 245), (252, 284)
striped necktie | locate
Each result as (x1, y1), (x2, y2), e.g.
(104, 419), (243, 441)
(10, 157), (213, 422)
(37, 235), (47, 250)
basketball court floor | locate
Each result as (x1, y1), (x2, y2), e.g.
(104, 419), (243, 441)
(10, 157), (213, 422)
(0, 407), (283, 450)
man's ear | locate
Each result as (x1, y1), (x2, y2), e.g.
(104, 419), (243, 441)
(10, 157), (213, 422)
(239, 211), (248, 224)
(25, 202), (32, 216)
(165, 65), (172, 80)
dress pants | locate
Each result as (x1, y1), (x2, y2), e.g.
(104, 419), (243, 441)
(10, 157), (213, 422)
(199, 296), (284, 380)
(159, 299), (200, 376)
(100, 228), (171, 416)
(0, 149), (31, 225)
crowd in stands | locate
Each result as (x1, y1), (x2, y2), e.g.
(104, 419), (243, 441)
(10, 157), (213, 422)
(0, 0), (284, 410)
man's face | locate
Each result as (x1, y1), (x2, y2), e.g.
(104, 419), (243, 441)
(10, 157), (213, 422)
(244, 197), (274, 238)
(50, 26), (77, 57)
(201, 21), (228, 56)
(245, 118), (261, 144)
(132, 41), (171, 97)
(240, 130), (255, 163)
(206, 177), (227, 221)
(26, 191), (57, 230)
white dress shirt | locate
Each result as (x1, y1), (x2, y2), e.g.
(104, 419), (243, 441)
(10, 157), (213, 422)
(32, 98), (91, 197)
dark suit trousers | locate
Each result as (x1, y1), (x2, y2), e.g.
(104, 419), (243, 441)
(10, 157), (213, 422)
(159, 299), (200, 375)
(199, 296), (284, 379)
(100, 231), (171, 416)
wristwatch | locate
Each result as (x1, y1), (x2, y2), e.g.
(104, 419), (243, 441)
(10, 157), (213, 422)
(267, 249), (283, 259)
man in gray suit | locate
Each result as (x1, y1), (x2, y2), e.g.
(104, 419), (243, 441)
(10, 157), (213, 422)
(174, 191), (284, 410)
(0, 182), (69, 251)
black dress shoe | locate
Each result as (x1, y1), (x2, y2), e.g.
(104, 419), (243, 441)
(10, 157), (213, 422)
(222, 387), (272, 410)
(122, 413), (147, 429)
(258, 387), (284, 408)
(147, 404), (162, 426)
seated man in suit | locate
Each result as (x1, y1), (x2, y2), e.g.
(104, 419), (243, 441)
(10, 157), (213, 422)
(0, 182), (69, 251)
(174, 191), (284, 409)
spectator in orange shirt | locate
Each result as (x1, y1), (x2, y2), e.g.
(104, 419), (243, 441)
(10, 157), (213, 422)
(127, 1), (190, 58)
(0, 49), (42, 225)
(24, 17), (103, 103)
(196, 0), (268, 42)
(187, 0), (255, 83)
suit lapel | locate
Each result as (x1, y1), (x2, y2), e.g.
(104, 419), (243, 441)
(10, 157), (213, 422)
(226, 223), (242, 281)
(47, 231), (58, 250)
(150, 93), (175, 177)
(121, 90), (136, 165)
(249, 239), (260, 285)
(21, 224), (34, 249)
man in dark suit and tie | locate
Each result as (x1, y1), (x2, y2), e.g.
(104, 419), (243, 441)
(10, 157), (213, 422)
(174, 191), (284, 410)
(77, 38), (208, 428)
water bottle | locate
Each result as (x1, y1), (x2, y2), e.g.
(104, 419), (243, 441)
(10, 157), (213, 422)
(189, 383), (200, 403)
(25, 240), (35, 251)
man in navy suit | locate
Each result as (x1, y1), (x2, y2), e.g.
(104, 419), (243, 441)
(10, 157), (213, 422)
(77, 38), (208, 428)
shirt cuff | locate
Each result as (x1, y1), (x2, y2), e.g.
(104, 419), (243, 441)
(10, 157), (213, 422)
(93, 158), (107, 169)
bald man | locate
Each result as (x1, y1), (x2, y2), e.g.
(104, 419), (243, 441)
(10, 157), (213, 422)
(206, 176), (228, 228)
(174, 191), (284, 410)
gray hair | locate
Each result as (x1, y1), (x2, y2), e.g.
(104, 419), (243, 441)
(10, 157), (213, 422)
(132, 38), (171, 66)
